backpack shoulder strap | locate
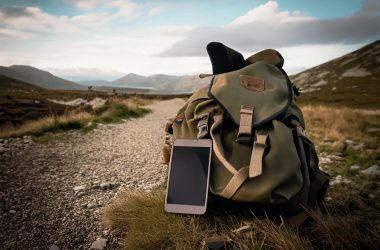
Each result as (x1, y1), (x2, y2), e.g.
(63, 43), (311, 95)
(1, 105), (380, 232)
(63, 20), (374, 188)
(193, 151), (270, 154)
(246, 49), (284, 69)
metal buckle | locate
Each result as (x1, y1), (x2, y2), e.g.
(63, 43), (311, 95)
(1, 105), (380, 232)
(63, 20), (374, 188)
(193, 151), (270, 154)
(197, 113), (209, 138)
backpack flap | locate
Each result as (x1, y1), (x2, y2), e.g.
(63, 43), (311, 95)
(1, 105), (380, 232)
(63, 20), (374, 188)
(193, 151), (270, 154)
(245, 49), (284, 69)
(208, 61), (292, 135)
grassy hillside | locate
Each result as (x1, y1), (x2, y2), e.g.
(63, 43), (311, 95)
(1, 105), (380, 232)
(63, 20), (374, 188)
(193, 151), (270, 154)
(291, 40), (380, 109)
(0, 65), (84, 90)
(0, 75), (115, 129)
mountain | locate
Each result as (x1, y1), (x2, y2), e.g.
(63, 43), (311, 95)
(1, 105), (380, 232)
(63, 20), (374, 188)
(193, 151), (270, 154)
(0, 65), (84, 90)
(112, 73), (210, 92)
(291, 40), (380, 108)
(78, 80), (110, 86)
(0, 74), (45, 93)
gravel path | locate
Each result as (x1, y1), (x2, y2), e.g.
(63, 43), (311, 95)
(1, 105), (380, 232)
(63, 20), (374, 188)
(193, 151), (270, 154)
(0, 98), (184, 250)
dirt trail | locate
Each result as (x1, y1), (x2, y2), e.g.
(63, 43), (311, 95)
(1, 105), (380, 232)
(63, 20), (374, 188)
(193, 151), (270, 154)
(0, 98), (185, 250)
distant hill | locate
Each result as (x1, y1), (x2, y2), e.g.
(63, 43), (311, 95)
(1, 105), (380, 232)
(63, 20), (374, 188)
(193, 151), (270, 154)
(78, 80), (111, 86)
(291, 40), (380, 108)
(0, 65), (84, 90)
(0, 74), (45, 93)
(112, 73), (209, 92)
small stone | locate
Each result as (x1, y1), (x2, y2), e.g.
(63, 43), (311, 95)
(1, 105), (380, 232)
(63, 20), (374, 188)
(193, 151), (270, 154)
(100, 182), (114, 190)
(232, 225), (251, 233)
(87, 203), (98, 209)
(102, 230), (110, 237)
(90, 238), (107, 250)
(350, 164), (361, 170)
(49, 244), (60, 250)
(330, 155), (346, 162)
(345, 139), (365, 150)
(76, 191), (86, 197)
(361, 165), (380, 176)
(330, 175), (351, 186)
(322, 137), (334, 143)
(367, 128), (380, 133)
(86, 122), (94, 127)
(73, 185), (86, 192)
(9, 209), (16, 214)
(369, 194), (376, 199)
(346, 139), (355, 144)
(332, 87), (337, 91)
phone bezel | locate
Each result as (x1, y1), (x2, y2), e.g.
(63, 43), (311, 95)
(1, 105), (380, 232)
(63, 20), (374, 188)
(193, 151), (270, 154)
(164, 138), (212, 215)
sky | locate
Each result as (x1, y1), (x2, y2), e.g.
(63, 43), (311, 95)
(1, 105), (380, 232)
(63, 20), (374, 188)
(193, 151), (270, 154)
(0, 0), (379, 81)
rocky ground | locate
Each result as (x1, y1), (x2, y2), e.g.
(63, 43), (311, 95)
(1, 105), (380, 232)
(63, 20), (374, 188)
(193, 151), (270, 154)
(0, 98), (185, 250)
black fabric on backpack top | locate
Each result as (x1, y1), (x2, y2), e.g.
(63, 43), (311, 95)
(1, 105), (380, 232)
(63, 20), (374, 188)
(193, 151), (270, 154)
(206, 42), (248, 74)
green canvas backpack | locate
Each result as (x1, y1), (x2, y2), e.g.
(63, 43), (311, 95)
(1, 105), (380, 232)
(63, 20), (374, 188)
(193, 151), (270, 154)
(163, 42), (329, 221)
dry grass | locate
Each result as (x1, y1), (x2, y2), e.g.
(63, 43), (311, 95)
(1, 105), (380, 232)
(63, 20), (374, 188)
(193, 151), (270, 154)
(302, 105), (380, 150)
(0, 98), (150, 138)
(103, 191), (380, 250)
(103, 191), (313, 250)
(0, 112), (93, 138)
(308, 207), (380, 249)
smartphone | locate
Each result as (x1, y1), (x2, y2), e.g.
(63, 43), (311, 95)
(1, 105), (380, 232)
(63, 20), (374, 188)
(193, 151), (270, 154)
(165, 139), (212, 215)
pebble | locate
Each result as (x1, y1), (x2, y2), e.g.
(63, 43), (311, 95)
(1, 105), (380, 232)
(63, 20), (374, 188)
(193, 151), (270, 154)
(350, 164), (361, 170)
(87, 203), (98, 209)
(73, 185), (86, 192)
(330, 155), (346, 162)
(90, 238), (107, 250)
(361, 165), (380, 176)
(9, 209), (16, 214)
(232, 225), (251, 233)
(330, 175), (351, 186)
(100, 182), (114, 190)
(49, 244), (60, 250)
(345, 139), (365, 151)
(367, 128), (380, 133)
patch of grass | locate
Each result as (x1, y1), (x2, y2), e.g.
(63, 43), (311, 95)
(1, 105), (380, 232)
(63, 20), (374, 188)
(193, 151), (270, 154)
(0, 98), (151, 139)
(94, 99), (150, 124)
(0, 112), (92, 138)
(103, 191), (380, 250)
(301, 105), (380, 149)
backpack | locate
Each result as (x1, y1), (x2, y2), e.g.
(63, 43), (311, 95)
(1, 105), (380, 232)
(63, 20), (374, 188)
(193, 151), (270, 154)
(163, 42), (329, 223)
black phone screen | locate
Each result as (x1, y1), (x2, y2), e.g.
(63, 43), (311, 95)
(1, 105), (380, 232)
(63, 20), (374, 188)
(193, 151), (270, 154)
(167, 146), (211, 206)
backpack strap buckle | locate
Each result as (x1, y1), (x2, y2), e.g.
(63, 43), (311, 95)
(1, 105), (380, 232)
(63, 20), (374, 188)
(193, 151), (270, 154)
(197, 113), (209, 139)
(249, 130), (268, 178)
(237, 105), (254, 144)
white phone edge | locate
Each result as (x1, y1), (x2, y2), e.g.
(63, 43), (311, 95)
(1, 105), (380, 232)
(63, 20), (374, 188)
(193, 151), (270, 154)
(164, 138), (212, 215)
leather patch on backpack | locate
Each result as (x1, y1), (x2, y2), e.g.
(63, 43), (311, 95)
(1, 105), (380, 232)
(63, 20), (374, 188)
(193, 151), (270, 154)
(239, 75), (265, 91)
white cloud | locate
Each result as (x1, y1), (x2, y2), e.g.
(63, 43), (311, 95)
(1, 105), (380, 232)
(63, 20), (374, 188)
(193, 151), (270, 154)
(0, 6), (81, 34)
(146, 6), (164, 18)
(160, 1), (380, 57)
(228, 1), (315, 26)
(0, 28), (32, 39)
(66, 0), (102, 10)
(46, 67), (125, 81)
(105, 0), (140, 18)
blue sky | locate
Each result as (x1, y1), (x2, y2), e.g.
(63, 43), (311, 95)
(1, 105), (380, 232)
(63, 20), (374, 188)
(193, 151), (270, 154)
(0, 0), (378, 80)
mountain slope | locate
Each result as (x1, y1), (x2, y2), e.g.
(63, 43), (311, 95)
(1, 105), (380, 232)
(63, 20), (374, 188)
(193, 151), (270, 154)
(0, 65), (84, 90)
(0, 74), (45, 93)
(78, 80), (110, 86)
(112, 73), (209, 92)
(291, 40), (380, 108)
